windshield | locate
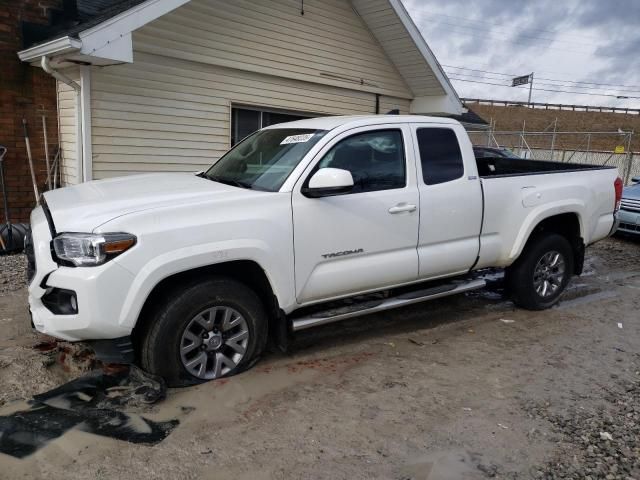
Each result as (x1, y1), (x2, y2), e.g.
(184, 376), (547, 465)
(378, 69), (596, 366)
(204, 128), (328, 191)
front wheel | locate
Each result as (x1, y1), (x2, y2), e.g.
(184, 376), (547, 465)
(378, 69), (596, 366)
(139, 277), (268, 387)
(505, 233), (574, 310)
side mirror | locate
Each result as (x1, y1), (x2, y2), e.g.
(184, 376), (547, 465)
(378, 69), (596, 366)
(632, 176), (640, 184)
(302, 168), (354, 198)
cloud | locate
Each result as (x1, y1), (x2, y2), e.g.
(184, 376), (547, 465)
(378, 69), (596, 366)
(401, 0), (640, 107)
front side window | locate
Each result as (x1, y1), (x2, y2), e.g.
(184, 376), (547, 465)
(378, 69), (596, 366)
(314, 130), (406, 194)
(205, 128), (327, 192)
(417, 128), (464, 185)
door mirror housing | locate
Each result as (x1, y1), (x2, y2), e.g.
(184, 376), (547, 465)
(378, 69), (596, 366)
(302, 168), (354, 198)
(632, 176), (640, 184)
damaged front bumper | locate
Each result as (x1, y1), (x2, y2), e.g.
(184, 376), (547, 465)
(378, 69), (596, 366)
(28, 206), (136, 343)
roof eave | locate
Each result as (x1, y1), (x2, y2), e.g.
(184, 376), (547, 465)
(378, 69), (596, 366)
(18, 36), (82, 62)
(386, 0), (464, 115)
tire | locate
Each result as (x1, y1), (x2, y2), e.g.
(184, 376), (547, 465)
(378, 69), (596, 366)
(139, 276), (268, 387)
(505, 233), (574, 310)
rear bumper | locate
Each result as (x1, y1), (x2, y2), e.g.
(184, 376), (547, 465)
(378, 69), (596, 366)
(609, 212), (621, 236)
(28, 206), (136, 342)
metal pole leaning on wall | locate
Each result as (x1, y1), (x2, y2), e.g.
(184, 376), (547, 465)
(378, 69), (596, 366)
(22, 119), (39, 204)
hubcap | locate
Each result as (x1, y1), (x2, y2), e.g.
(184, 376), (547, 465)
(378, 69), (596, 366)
(179, 306), (249, 380)
(533, 250), (566, 298)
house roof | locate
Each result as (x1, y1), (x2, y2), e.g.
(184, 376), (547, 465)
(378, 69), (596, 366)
(448, 107), (489, 126)
(22, 0), (147, 49)
(53, 0), (149, 40)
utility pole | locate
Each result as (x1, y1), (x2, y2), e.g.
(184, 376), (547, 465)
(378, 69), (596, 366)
(528, 72), (534, 105)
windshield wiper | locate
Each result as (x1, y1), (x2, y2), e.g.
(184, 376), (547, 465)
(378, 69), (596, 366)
(205, 175), (258, 190)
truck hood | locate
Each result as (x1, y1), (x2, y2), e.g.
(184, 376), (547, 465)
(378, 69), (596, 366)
(43, 173), (249, 232)
(623, 183), (640, 200)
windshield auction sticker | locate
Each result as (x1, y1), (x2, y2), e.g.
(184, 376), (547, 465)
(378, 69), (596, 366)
(281, 134), (314, 145)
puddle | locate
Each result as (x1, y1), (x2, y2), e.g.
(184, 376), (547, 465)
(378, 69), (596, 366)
(400, 450), (491, 480)
(556, 290), (619, 309)
(0, 366), (179, 459)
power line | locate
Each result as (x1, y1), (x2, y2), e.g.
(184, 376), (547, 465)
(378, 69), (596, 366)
(445, 71), (640, 95)
(443, 65), (514, 77)
(443, 65), (640, 91)
(447, 76), (640, 99)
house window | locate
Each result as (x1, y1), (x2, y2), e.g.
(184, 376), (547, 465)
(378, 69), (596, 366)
(231, 107), (312, 146)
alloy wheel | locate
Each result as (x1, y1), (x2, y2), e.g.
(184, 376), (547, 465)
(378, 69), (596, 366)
(179, 306), (249, 380)
(533, 250), (566, 298)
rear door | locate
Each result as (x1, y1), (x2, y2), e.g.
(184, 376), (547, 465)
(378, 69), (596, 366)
(411, 124), (483, 278)
(292, 125), (420, 304)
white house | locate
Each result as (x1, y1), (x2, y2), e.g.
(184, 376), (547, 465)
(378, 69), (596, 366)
(18, 0), (463, 185)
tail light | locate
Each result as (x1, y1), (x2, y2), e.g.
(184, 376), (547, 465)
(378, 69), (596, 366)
(614, 177), (623, 212)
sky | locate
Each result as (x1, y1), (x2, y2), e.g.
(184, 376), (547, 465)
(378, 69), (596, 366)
(402, 0), (640, 109)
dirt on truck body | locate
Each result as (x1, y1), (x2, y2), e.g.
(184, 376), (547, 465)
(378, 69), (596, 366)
(0, 236), (639, 480)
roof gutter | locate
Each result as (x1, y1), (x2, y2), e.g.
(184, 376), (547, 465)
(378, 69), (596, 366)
(41, 56), (80, 91)
(18, 36), (82, 62)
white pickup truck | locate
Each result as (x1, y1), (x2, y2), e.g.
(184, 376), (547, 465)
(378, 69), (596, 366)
(26, 116), (623, 386)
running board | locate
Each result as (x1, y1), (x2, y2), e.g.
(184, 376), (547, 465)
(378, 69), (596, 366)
(291, 279), (487, 332)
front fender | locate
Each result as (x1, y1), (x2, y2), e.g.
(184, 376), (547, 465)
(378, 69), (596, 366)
(115, 239), (290, 330)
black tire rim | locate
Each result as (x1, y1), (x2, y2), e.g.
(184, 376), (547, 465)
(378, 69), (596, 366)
(179, 306), (249, 380)
(533, 250), (566, 298)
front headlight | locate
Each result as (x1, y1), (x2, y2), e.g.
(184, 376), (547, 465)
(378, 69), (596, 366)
(52, 232), (136, 267)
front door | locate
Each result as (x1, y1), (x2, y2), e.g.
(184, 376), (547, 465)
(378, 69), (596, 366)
(411, 123), (483, 279)
(292, 125), (420, 304)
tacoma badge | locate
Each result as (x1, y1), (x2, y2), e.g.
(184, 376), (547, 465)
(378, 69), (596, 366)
(321, 248), (364, 259)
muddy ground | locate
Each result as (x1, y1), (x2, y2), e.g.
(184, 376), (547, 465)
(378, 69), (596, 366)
(0, 236), (639, 479)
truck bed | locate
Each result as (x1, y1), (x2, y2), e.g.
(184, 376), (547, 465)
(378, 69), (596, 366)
(474, 156), (619, 271)
(476, 156), (615, 178)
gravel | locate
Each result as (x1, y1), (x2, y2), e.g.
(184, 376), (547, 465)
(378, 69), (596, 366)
(524, 379), (640, 480)
(0, 254), (27, 294)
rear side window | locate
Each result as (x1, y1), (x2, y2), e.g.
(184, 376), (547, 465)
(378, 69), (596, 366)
(417, 128), (464, 185)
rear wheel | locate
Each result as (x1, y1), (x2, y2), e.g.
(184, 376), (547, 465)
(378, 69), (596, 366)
(140, 277), (268, 387)
(505, 233), (574, 310)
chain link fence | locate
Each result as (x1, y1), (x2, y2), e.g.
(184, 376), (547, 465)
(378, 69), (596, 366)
(468, 131), (640, 184)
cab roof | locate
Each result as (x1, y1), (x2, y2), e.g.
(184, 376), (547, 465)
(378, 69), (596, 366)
(263, 115), (461, 132)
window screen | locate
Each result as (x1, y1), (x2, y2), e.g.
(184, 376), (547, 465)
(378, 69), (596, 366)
(316, 130), (405, 194)
(417, 128), (464, 185)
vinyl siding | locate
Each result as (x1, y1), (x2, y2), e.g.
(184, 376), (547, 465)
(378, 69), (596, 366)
(133, 0), (413, 99)
(352, 0), (446, 97)
(90, 51), (411, 178)
(57, 69), (80, 185)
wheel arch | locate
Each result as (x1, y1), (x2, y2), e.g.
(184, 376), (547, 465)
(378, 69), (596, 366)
(131, 260), (286, 353)
(514, 212), (585, 275)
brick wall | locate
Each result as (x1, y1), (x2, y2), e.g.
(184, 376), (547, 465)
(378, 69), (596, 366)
(0, 0), (62, 224)
(467, 102), (640, 152)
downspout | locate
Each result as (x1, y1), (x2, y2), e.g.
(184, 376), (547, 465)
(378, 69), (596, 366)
(41, 56), (84, 183)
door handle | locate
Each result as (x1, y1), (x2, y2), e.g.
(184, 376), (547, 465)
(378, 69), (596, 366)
(388, 203), (417, 214)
